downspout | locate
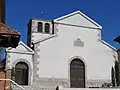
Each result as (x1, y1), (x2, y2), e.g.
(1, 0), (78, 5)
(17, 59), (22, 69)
(52, 20), (54, 34)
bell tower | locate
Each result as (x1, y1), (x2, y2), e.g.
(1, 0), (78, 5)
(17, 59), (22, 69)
(0, 0), (5, 23)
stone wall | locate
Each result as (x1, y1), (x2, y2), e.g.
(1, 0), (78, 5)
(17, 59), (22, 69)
(20, 77), (110, 90)
(59, 88), (119, 90)
(33, 77), (70, 88)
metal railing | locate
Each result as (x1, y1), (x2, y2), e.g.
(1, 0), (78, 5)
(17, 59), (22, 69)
(0, 78), (25, 90)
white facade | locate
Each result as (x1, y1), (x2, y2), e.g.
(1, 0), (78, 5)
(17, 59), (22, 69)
(31, 11), (117, 80)
(6, 41), (34, 85)
(36, 24), (117, 80)
(6, 11), (118, 89)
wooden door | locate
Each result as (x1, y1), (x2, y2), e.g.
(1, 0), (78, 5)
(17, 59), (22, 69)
(70, 58), (85, 88)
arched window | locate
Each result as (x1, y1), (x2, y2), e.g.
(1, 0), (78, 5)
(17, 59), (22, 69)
(45, 23), (50, 33)
(38, 22), (43, 32)
(15, 62), (29, 85)
(70, 58), (85, 88)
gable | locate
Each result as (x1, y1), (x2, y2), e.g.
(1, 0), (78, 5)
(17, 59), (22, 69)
(6, 41), (34, 54)
(54, 11), (102, 29)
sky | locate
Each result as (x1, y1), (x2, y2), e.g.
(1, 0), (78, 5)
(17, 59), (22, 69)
(6, 0), (120, 48)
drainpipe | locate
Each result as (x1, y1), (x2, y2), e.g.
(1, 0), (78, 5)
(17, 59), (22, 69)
(52, 20), (54, 34)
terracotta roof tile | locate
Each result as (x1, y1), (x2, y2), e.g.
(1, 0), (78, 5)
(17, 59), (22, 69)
(0, 23), (20, 36)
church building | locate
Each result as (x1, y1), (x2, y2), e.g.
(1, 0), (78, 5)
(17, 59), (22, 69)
(6, 11), (118, 90)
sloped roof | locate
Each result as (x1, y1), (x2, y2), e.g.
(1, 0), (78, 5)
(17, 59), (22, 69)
(0, 23), (20, 36)
(54, 10), (102, 29)
(6, 41), (34, 54)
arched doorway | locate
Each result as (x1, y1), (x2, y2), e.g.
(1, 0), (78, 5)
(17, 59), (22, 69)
(14, 62), (29, 85)
(70, 58), (85, 88)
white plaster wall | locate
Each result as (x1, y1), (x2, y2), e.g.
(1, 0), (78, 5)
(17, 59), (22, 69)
(6, 53), (33, 69)
(57, 13), (99, 28)
(36, 24), (117, 81)
(32, 33), (50, 42)
(6, 52), (33, 85)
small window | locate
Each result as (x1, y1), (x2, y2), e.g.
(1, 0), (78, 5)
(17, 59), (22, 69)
(15, 62), (29, 85)
(45, 23), (50, 33)
(38, 22), (43, 32)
